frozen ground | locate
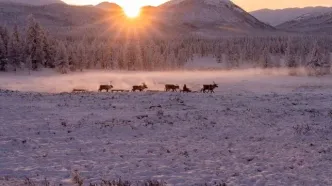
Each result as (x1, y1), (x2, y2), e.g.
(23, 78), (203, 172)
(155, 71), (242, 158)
(1, 70), (332, 185)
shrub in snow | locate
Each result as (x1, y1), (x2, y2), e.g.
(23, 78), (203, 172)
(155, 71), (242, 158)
(72, 170), (84, 186)
(293, 124), (311, 135)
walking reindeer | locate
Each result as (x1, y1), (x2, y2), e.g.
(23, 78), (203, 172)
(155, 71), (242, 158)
(201, 82), (218, 93)
(132, 83), (148, 92)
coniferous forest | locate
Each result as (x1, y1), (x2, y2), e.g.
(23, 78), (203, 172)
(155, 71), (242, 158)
(0, 15), (331, 75)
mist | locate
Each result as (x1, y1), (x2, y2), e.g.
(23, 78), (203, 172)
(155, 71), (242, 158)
(0, 68), (331, 93)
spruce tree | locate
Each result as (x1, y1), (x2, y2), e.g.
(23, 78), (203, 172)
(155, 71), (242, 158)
(55, 42), (69, 74)
(0, 26), (9, 71)
(9, 25), (22, 71)
(26, 15), (45, 70)
(307, 42), (330, 76)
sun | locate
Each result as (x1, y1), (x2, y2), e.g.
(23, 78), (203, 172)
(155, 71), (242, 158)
(123, 6), (141, 18)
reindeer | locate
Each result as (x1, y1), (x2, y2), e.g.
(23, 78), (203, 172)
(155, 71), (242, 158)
(165, 84), (180, 92)
(132, 83), (148, 92)
(181, 84), (192, 93)
(98, 82), (113, 92)
(201, 82), (218, 93)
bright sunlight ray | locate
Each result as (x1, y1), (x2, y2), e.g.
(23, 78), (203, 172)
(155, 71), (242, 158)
(123, 6), (141, 18)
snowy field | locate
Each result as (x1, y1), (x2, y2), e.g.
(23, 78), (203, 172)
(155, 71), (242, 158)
(1, 70), (332, 185)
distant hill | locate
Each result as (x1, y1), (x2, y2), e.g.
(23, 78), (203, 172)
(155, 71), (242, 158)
(0, 2), (106, 29)
(0, 0), (64, 5)
(251, 7), (332, 26)
(276, 11), (332, 34)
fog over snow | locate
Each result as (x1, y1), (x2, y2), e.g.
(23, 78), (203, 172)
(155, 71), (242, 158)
(0, 68), (330, 94)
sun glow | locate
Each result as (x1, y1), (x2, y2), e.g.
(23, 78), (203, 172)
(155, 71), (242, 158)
(123, 6), (141, 18)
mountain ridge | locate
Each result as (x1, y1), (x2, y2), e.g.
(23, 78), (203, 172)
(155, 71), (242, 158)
(0, 0), (64, 5)
(251, 6), (332, 26)
(159, 0), (274, 32)
(0, 0), (277, 37)
(276, 10), (332, 34)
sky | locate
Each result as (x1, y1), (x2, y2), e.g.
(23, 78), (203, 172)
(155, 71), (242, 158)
(62, 0), (332, 11)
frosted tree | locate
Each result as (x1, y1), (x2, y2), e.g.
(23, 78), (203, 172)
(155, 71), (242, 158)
(67, 45), (77, 71)
(124, 44), (136, 70)
(26, 15), (45, 70)
(0, 26), (9, 71)
(8, 25), (22, 71)
(41, 32), (56, 68)
(76, 42), (87, 71)
(259, 47), (271, 68)
(285, 38), (298, 68)
(117, 47), (126, 70)
(307, 42), (330, 76)
(55, 42), (69, 74)
(26, 55), (32, 75)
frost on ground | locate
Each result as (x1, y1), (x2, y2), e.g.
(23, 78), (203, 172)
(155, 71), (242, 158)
(0, 71), (332, 186)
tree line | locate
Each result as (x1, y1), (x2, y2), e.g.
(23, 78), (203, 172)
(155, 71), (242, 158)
(0, 15), (331, 75)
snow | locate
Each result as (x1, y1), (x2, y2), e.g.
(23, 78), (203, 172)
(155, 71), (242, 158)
(293, 12), (327, 21)
(1, 70), (332, 185)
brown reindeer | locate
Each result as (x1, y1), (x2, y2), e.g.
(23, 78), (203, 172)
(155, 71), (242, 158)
(132, 83), (148, 92)
(98, 82), (113, 92)
(165, 84), (180, 92)
(201, 82), (218, 93)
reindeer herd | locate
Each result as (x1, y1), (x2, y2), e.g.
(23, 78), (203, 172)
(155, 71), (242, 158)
(93, 81), (219, 94)
(73, 82), (218, 93)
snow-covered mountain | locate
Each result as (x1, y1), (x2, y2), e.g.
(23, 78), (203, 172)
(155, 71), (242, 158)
(95, 1), (121, 11)
(277, 11), (332, 34)
(251, 7), (332, 26)
(0, 2), (105, 29)
(0, 0), (64, 5)
(0, 0), (276, 37)
(159, 0), (274, 32)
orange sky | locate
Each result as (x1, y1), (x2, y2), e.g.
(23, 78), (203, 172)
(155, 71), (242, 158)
(63, 0), (332, 11)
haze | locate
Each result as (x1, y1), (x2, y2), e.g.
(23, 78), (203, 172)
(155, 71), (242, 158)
(63, 0), (332, 11)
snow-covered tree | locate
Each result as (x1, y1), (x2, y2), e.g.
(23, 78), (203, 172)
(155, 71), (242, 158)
(55, 42), (69, 74)
(8, 25), (22, 71)
(0, 26), (10, 71)
(285, 38), (299, 68)
(307, 42), (330, 76)
(41, 32), (56, 68)
(259, 47), (271, 68)
(26, 15), (45, 70)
